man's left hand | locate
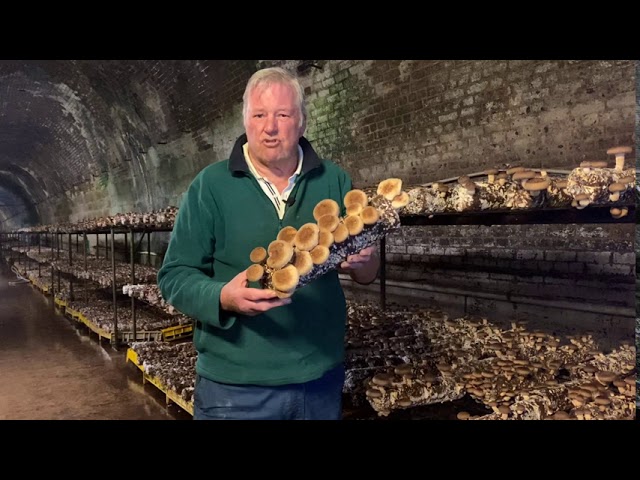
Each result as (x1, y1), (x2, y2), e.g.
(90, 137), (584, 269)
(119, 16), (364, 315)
(340, 245), (378, 271)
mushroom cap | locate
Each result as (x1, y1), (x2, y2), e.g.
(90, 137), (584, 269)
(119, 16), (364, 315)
(394, 363), (412, 375)
(606, 146), (632, 155)
(274, 289), (295, 299)
(246, 264), (265, 282)
(593, 396), (611, 406)
(365, 388), (383, 398)
(344, 215), (364, 236)
(617, 176), (634, 184)
(345, 203), (363, 216)
(456, 411), (471, 420)
(344, 189), (369, 208)
(551, 411), (571, 420)
(580, 160), (608, 168)
(372, 373), (393, 387)
(391, 191), (410, 209)
(377, 178), (403, 201)
(484, 168), (499, 175)
(506, 166), (526, 175)
(266, 240), (294, 269)
(310, 245), (330, 265)
(313, 199), (340, 221)
(608, 182), (626, 193)
(360, 206), (380, 225)
(333, 222), (349, 243)
(458, 175), (471, 185)
(294, 223), (320, 251)
(318, 230), (334, 248)
(595, 371), (616, 384)
(574, 193), (590, 201)
(271, 264), (299, 292)
(277, 226), (298, 244)
(249, 246), (267, 264)
(512, 170), (536, 181)
(523, 177), (550, 191)
(293, 250), (314, 276)
(317, 214), (340, 233)
(554, 179), (568, 189)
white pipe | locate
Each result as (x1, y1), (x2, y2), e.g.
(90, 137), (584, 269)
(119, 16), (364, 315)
(339, 275), (634, 317)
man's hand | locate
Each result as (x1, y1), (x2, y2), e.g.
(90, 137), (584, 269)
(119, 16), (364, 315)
(220, 270), (291, 316)
(339, 245), (380, 285)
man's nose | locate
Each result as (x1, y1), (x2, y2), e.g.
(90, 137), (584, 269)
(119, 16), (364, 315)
(264, 115), (278, 134)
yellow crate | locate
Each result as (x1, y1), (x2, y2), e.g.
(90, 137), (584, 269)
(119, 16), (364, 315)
(126, 348), (194, 416)
(161, 323), (193, 341)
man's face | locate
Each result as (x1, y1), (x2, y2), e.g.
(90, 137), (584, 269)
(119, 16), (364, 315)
(245, 82), (305, 167)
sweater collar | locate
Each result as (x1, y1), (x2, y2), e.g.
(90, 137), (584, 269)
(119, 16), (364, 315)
(229, 134), (321, 175)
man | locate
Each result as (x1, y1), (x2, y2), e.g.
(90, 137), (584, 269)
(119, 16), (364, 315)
(158, 67), (379, 420)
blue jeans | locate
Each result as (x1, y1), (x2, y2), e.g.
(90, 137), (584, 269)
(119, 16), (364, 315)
(193, 364), (344, 420)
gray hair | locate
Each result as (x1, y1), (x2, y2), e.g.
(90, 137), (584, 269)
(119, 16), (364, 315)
(242, 67), (306, 128)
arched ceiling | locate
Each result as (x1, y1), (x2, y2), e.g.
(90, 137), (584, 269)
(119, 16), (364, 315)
(0, 59), (259, 230)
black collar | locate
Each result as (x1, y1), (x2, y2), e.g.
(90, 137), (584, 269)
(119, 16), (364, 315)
(228, 134), (322, 175)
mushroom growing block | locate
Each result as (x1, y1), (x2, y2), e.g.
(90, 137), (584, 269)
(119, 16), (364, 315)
(246, 178), (408, 298)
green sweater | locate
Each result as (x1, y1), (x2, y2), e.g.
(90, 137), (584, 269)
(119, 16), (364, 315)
(157, 135), (353, 386)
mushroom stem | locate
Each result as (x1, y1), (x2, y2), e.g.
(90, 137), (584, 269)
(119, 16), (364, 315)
(615, 154), (625, 171)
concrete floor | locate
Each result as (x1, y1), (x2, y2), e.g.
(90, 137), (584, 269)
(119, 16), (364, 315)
(0, 266), (191, 420)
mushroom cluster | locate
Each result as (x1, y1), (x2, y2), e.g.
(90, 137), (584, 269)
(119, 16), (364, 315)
(385, 145), (635, 219)
(130, 340), (196, 405)
(122, 283), (183, 316)
(343, 300), (635, 420)
(245, 178), (409, 297)
(16, 206), (179, 233)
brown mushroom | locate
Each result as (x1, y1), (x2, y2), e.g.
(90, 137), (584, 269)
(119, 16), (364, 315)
(317, 214), (340, 233)
(249, 246), (267, 264)
(484, 168), (499, 184)
(294, 223), (320, 251)
(318, 230), (334, 248)
(246, 264), (265, 282)
(313, 199), (340, 221)
(608, 182), (626, 202)
(391, 191), (410, 209)
(606, 146), (632, 171)
(377, 178), (403, 201)
(360, 206), (380, 225)
(266, 240), (294, 269)
(344, 215), (364, 235)
(345, 203), (363, 216)
(309, 245), (330, 265)
(332, 223), (349, 243)
(344, 189), (369, 209)
(271, 264), (299, 292)
(293, 250), (313, 276)
(276, 226), (298, 245)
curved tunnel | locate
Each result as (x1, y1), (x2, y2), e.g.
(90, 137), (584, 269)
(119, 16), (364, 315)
(0, 59), (260, 230)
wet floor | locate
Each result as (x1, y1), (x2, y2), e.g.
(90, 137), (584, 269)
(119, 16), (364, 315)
(0, 265), (192, 420)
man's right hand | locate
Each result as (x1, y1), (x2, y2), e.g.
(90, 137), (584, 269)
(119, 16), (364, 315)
(220, 270), (291, 316)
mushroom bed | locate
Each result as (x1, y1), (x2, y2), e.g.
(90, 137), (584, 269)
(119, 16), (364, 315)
(343, 300), (635, 420)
